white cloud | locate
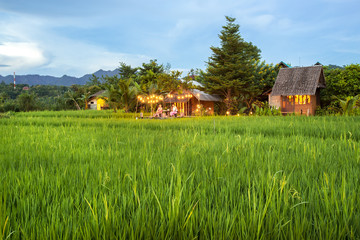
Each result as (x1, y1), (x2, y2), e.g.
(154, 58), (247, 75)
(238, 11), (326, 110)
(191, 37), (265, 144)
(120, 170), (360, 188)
(0, 42), (48, 72)
(0, 11), (152, 77)
(39, 39), (152, 77)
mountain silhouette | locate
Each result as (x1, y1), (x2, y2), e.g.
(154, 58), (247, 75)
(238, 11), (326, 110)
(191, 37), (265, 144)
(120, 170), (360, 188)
(0, 69), (118, 86)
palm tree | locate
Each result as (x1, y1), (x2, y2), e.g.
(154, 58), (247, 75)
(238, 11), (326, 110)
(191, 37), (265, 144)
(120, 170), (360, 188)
(118, 79), (139, 112)
(333, 94), (360, 115)
(101, 84), (122, 112)
(79, 91), (91, 110)
(64, 90), (81, 110)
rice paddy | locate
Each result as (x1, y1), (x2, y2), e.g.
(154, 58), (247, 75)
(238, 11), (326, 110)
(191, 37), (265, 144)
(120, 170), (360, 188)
(1, 111), (359, 239)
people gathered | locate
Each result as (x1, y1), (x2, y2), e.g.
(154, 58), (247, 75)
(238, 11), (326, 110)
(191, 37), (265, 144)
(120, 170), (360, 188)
(170, 104), (178, 117)
(143, 104), (179, 118)
(154, 104), (163, 118)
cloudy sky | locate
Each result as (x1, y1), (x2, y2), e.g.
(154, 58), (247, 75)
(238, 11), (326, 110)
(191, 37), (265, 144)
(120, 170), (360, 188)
(0, 0), (359, 77)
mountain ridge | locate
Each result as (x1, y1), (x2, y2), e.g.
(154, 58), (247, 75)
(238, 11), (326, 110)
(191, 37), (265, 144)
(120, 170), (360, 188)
(0, 69), (118, 86)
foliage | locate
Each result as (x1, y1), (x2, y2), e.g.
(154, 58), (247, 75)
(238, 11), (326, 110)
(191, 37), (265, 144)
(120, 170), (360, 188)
(321, 64), (360, 107)
(332, 94), (360, 115)
(137, 59), (166, 92)
(252, 101), (282, 116)
(118, 79), (140, 112)
(64, 90), (81, 110)
(86, 74), (103, 87)
(118, 62), (139, 79)
(156, 70), (182, 93)
(203, 16), (265, 114)
(101, 79), (122, 112)
(17, 92), (38, 112)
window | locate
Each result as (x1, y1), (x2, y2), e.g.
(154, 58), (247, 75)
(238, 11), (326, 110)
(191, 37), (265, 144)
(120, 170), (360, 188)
(293, 95), (310, 105)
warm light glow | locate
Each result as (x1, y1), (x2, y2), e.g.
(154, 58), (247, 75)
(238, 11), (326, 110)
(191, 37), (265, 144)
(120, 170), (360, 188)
(226, 111), (230, 115)
(292, 95), (311, 105)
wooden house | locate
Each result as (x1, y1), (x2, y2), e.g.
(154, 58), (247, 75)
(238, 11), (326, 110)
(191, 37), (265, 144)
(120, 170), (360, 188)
(269, 65), (326, 115)
(164, 88), (222, 116)
(87, 90), (108, 110)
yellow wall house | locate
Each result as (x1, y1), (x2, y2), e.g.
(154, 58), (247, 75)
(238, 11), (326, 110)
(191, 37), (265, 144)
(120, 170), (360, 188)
(87, 90), (108, 110)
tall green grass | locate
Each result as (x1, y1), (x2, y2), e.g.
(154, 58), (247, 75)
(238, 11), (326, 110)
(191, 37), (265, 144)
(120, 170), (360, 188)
(0, 111), (359, 239)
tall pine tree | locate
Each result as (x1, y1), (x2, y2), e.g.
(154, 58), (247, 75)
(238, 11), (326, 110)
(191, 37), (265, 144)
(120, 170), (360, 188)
(203, 16), (261, 113)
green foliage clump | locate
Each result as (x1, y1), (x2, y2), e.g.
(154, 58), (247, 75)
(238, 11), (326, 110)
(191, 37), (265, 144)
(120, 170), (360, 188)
(203, 16), (277, 114)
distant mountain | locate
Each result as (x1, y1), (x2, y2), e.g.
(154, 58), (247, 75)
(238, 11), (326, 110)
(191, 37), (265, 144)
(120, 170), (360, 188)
(0, 69), (118, 86)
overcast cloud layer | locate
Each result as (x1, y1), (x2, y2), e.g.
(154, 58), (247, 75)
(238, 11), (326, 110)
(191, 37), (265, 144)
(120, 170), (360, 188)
(0, 0), (359, 77)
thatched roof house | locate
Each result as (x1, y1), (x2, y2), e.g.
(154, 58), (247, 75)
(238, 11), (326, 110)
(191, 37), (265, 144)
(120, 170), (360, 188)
(269, 65), (326, 115)
(164, 81), (222, 116)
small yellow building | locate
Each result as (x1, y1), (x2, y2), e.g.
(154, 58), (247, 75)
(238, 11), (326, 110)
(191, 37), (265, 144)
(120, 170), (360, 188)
(87, 90), (108, 110)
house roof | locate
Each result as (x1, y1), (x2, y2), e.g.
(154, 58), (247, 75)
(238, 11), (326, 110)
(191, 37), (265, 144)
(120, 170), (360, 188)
(271, 65), (326, 96)
(89, 90), (106, 99)
(190, 89), (222, 102)
(278, 61), (291, 68)
(164, 88), (222, 103)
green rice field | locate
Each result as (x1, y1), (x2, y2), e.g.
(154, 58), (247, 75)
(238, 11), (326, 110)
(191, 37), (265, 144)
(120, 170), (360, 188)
(1, 111), (360, 239)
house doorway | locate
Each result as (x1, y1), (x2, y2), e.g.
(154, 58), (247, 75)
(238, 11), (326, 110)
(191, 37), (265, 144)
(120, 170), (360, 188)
(282, 96), (295, 114)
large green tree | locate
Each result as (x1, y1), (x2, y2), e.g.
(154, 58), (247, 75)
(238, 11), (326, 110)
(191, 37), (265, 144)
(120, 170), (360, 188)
(118, 62), (138, 79)
(138, 59), (166, 93)
(321, 64), (360, 106)
(203, 16), (261, 113)
(17, 92), (38, 112)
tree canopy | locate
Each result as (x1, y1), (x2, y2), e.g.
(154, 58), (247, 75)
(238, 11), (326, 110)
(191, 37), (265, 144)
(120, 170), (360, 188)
(203, 16), (264, 113)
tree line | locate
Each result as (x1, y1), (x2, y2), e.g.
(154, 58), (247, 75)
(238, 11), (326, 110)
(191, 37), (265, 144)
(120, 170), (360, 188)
(1, 16), (359, 115)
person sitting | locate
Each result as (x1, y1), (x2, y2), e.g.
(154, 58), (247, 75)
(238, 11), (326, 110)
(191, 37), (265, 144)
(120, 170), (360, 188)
(170, 104), (178, 117)
(154, 104), (163, 118)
